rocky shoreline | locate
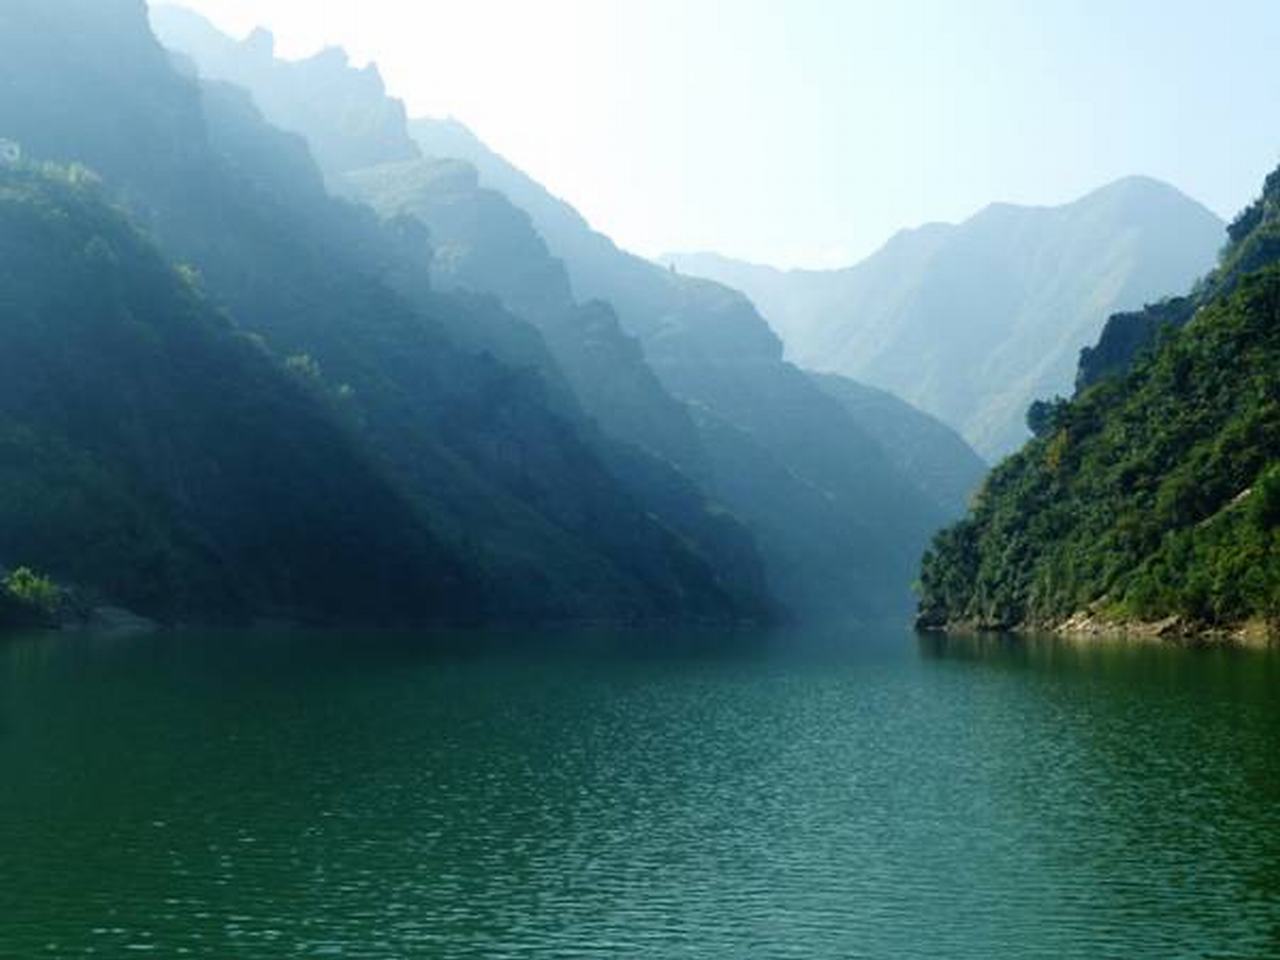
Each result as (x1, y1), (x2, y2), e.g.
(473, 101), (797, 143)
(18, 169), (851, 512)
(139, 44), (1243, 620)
(918, 611), (1278, 649)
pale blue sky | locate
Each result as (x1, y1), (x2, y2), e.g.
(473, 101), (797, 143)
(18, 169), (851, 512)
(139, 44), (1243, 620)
(160, 0), (1279, 268)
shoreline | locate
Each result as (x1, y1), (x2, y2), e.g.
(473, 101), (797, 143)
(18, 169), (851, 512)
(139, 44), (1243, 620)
(918, 612), (1277, 649)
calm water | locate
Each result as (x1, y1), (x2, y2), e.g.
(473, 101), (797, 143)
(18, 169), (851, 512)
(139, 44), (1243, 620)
(1, 626), (1278, 959)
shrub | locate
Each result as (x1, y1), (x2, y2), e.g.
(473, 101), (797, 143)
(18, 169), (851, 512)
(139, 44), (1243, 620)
(3, 566), (61, 614)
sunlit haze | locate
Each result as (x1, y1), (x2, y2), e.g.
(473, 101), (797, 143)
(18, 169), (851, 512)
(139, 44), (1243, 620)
(143, 1), (1280, 267)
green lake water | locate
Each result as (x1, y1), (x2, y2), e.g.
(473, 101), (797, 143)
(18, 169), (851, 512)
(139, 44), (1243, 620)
(1, 626), (1278, 958)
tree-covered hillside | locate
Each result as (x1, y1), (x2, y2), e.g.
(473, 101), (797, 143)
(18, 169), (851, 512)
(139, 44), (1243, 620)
(0, 165), (469, 624)
(157, 9), (952, 622)
(918, 165), (1280, 638)
(0, 0), (769, 625)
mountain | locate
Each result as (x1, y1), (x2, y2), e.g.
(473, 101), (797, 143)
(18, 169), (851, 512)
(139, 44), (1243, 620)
(0, 0), (768, 624)
(338, 158), (774, 615)
(150, 9), (773, 616)
(916, 164), (1280, 641)
(408, 117), (948, 619)
(807, 374), (987, 518)
(666, 180), (1224, 460)
(341, 154), (954, 620)
(151, 8), (709, 472)
(338, 157), (709, 477)
(157, 8), (958, 622)
(150, 4), (417, 178)
(1077, 166), (1280, 391)
(0, 163), (467, 625)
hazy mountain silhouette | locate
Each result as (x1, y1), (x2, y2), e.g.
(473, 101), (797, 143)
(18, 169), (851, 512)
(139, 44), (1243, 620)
(151, 4), (417, 178)
(154, 6), (973, 620)
(0, 0), (771, 624)
(667, 181), (1223, 460)
(409, 116), (953, 618)
(808, 373), (987, 518)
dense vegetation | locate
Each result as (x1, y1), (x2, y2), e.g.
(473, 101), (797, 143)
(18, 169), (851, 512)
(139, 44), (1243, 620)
(0, 567), (62, 629)
(161, 9), (956, 621)
(0, 0), (770, 625)
(918, 166), (1280, 636)
(0, 165), (471, 624)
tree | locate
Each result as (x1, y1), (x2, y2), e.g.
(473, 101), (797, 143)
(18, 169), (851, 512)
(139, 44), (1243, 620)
(2, 566), (61, 621)
(1026, 397), (1068, 438)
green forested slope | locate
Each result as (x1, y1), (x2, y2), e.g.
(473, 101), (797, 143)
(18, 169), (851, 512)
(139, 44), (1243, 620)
(0, 166), (469, 624)
(0, 0), (767, 624)
(918, 167), (1280, 636)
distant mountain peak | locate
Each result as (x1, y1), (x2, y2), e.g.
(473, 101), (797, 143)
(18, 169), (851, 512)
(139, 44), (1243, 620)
(310, 45), (352, 68)
(1074, 174), (1219, 217)
(969, 175), (1214, 224)
(659, 250), (784, 277)
(243, 26), (274, 57)
(672, 177), (1224, 460)
(1091, 172), (1191, 196)
(152, 6), (419, 175)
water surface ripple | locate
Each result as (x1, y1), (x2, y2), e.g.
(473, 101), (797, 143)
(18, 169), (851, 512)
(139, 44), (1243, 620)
(1, 628), (1278, 958)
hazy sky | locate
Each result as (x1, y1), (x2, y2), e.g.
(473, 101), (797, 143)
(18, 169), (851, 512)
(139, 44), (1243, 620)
(155, 0), (1279, 269)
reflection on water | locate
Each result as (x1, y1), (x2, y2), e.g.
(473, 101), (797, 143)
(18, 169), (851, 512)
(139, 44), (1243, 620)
(1, 627), (1278, 958)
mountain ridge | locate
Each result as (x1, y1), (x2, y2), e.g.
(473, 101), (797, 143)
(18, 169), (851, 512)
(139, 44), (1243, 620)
(408, 113), (953, 618)
(666, 176), (1224, 460)
(917, 162), (1280, 641)
(0, 0), (771, 624)
(153, 4), (988, 622)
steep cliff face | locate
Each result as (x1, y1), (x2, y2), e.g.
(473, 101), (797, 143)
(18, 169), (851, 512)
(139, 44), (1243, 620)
(340, 157), (708, 477)
(668, 178), (1224, 460)
(917, 165), (1280, 640)
(1075, 297), (1197, 392)
(0, 0), (770, 624)
(808, 373), (988, 519)
(151, 5), (419, 177)
(339, 157), (774, 617)
(153, 8), (955, 622)
(150, 4), (785, 621)
(408, 118), (947, 620)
